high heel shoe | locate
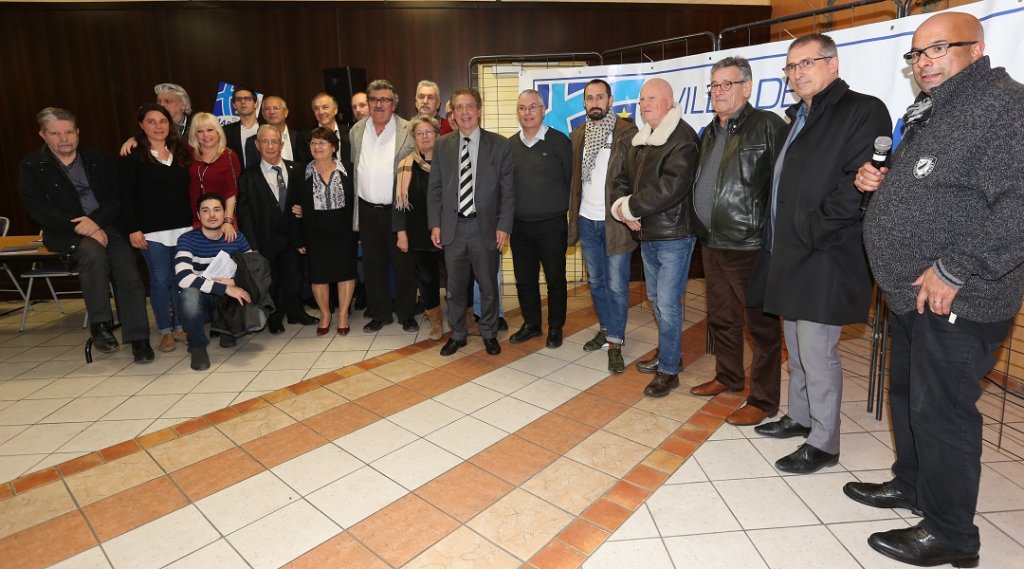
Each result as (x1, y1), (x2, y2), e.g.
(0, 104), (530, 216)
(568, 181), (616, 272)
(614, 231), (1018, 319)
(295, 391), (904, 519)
(337, 326), (350, 336)
(316, 315), (332, 336)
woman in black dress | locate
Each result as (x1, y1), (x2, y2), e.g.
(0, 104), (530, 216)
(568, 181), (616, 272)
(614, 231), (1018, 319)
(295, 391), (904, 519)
(290, 127), (357, 335)
(394, 115), (443, 340)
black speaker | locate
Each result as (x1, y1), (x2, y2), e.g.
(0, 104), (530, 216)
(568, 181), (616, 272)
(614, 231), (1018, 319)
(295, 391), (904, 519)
(323, 67), (367, 125)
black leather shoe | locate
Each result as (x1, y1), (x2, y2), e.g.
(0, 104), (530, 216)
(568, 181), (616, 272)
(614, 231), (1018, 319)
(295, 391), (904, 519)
(362, 319), (388, 333)
(189, 347), (211, 371)
(644, 372), (680, 398)
(844, 481), (922, 516)
(219, 333), (236, 348)
(869, 526), (979, 568)
(635, 349), (660, 374)
(440, 337), (467, 356)
(497, 317), (509, 331)
(546, 329), (563, 349)
(89, 322), (119, 353)
(288, 313), (319, 326)
(755, 415), (812, 439)
(775, 443), (839, 474)
(130, 339), (154, 364)
(484, 337), (501, 355)
(509, 324), (542, 344)
(268, 321), (285, 335)
(401, 318), (419, 333)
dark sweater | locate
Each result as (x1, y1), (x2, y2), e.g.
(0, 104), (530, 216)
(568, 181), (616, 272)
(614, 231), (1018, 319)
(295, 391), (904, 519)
(864, 57), (1024, 322)
(118, 153), (193, 234)
(508, 128), (573, 222)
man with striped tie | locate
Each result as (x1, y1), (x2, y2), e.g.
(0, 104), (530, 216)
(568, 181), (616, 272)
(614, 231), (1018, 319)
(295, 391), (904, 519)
(428, 88), (515, 356)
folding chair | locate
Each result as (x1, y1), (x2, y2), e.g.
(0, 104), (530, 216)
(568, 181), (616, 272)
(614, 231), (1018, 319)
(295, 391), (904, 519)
(0, 217), (29, 306)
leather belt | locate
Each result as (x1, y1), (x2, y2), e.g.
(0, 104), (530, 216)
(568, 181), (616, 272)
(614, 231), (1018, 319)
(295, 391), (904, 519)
(359, 198), (390, 209)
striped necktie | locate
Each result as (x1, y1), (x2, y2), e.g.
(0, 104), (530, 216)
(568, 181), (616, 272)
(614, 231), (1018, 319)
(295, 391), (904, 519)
(458, 137), (475, 216)
(272, 166), (287, 211)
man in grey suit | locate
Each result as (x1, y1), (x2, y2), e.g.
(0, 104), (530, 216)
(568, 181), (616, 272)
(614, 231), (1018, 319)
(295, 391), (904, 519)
(350, 79), (417, 333)
(429, 87), (514, 356)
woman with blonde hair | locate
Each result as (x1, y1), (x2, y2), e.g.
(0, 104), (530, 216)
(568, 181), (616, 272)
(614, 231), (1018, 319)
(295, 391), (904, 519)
(187, 112), (241, 241)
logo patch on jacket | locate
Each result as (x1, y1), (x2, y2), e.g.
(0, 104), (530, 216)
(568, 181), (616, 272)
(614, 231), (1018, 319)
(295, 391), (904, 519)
(913, 156), (937, 179)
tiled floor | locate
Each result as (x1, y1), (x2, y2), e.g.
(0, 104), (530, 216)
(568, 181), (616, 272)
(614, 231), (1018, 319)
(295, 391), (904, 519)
(0, 279), (1022, 568)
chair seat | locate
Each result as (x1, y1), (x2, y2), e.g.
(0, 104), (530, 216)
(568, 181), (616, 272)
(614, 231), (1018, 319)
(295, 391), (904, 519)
(21, 269), (79, 279)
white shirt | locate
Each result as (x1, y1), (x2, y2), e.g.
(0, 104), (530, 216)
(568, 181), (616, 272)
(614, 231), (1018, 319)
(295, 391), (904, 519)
(240, 121), (259, 164)
(579, 131), (613, 221)
(261, 159), (288, 203)
(280, 128), (294, 162)
(356, 117), (397, 204)
(518, 124), (549, 148)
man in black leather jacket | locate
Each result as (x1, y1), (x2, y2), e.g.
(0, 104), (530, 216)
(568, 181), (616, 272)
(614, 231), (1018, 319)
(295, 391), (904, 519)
(688, 57), (788, 428)
(610, 78), (699, 398)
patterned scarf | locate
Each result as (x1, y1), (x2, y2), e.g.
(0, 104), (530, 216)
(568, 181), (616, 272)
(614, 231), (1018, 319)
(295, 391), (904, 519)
(582, 114), (617, 184)
(903, 94), (933, 131)
(394, 149), (431, 211)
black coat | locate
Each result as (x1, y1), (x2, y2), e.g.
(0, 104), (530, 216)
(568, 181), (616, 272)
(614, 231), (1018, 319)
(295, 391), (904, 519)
(237, 160), (299, 259)
(19, 146), (123, 252)
(223, 120), (261, 170)
(750, 79), (891, 325)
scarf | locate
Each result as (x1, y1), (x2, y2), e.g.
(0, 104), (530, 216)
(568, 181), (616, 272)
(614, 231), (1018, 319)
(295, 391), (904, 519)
(394, 149), (431, 211)
(582, 114), (617, 183)
(902, 93), (933, 132)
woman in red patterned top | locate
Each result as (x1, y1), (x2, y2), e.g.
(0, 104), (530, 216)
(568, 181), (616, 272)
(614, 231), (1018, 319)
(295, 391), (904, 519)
(187, 112), (241, 241)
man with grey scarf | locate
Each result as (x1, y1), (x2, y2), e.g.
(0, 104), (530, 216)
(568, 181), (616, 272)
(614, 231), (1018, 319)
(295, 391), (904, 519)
(854, 12), (1024, 568)
(567, 79), (639, 374)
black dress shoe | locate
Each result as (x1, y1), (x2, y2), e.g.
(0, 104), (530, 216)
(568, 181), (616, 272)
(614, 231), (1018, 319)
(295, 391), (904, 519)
(546, 328), (563, 349)
(509, 324), (542, 344)
(268, 321), (285, 335)
(189, 347), (211, 371)
(869, 526), (979, 568)
(844, 481), (922, 516)
(440, 337), (467, 356)
(484, 337), (501, 355)
(497, 317), (508, 331)
(755, 415), (811, 439)
(130, 339), (154, 364)
(775, 443), (839, 474)
(89, 322), (119, 353)
(635, 349), (683, 375)
(219, 333), (236, 348)
(401, 318), (419, 333)
(644, 372), (680, 398)
(362, 319), (388, 333)
(287, 313), (320, 326)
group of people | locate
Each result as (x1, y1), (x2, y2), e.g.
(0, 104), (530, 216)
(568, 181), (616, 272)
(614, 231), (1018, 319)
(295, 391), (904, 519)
(15, 10), (1023, 567)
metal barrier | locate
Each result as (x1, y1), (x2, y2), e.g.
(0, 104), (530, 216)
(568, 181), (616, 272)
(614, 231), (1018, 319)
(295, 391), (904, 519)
(719, 0), (903, 49)
(466, 52), (603, 88)
(601, 32), (718, 64)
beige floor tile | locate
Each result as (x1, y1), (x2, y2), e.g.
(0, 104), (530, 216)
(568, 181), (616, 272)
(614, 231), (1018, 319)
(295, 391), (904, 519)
(404, 526), (519, 569)
(522, 457), (616, 515)
(373, 358), (433, 382)
(566, 430), (651, 478)
(322, 372), (393, 400)
(217, 405), (296, 445)
(274, 388), (347, 421)
(148, 427), (236, 472)
(604, 408), (681, 448)
(632, 391), (705, 423)
(0, 479), (77, 539)
(0, 422), (90, 455)
(64, 451), (164, 506)
(467, 488), (574, 560)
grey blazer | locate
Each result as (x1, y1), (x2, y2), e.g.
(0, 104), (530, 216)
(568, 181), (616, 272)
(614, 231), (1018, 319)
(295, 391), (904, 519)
(427, 128), (515, 247)
(349, 115), (415, 231)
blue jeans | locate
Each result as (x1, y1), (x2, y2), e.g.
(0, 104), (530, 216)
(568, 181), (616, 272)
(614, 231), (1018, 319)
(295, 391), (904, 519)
(640, 237), (696, 375)
(141, 241), (183, 334)
(578, 218), (632, 344)
(179, 288), (214, 349)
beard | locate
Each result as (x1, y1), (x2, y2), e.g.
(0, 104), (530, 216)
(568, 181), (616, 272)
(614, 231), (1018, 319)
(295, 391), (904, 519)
(587, 107), (609, 121)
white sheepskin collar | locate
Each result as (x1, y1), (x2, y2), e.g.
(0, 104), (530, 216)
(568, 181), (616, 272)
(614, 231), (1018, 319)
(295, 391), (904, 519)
(631, 105), (682, 147)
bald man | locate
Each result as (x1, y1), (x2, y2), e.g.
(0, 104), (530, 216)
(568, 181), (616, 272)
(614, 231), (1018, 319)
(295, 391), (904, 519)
(852, 12), (1024, 567)
(609, 78), (699, 398)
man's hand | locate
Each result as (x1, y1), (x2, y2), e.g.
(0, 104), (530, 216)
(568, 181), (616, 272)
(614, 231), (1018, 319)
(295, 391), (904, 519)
(291, 204), (303, 218)
(431, 227), (442, 249)
(119, 138), (137, 157)
(90, 229), (109, 248)
(496, 230), (509, 251)
(913, 266), (960, 316)
(71, 216), (100, 237)
(225, 285), (251, 305)
(223, 223), (237, 243)
(625, 220), (641, 232)
(297, 246), (307, 254)
(854, 163), (888, 194)
(212, 277), (236, 286)
(129, 231), (147, 249)
(396, 230), (409, 253)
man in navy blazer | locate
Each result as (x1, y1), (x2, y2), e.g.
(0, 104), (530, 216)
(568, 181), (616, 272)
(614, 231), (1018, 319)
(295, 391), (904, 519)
(222, 86), (261, 169)
(428, 87), (514, 356)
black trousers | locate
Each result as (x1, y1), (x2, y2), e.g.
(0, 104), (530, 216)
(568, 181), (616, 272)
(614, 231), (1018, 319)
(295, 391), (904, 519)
(267, 246), (305, 325)
(411, 250), (441, 310)
(510, 216), (567, 329)
(74, 232), (150, 342)
(359, 200), (415, 322)
(889, 309), (1011, 552)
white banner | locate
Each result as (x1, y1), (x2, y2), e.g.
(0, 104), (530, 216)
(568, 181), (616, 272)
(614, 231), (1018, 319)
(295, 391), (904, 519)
(521, 0), (1023, 144)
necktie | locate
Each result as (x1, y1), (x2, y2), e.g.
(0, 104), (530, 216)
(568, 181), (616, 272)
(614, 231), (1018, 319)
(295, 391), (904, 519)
(458, 137), (475, 216)
(272, 165), (287, 211)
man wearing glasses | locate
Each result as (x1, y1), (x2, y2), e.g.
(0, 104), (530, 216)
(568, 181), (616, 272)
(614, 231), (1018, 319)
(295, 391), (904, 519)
(223, 86), (261, 169)
(506, 89), (572, 349)
(350, 79), (417, 333)
(688, 57), (787, 428)
(750, 33), (891, 473)
(853, 13), (1024, 567)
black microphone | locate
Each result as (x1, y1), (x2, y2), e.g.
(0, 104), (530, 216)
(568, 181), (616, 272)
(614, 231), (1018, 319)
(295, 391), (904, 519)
(860, 135), (892, 212)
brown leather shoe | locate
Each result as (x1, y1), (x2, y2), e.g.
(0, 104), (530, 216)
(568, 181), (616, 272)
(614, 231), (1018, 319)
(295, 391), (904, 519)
(726, 404), (776, 426)
(689, 379), (734, 396)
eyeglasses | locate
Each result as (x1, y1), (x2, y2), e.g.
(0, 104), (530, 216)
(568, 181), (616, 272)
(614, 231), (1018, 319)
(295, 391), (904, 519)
(413, 130), (437, 138)
(706, 80), (747, 94)
(782, 56), (833, 75)
(517, 104), (543, 114)
(233, 96), (255, 102)
(368, 97), (394, 104)
(902, 41), (978, 64)
(257, 139), (281, 146)
(309, 140), (332, 147)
